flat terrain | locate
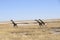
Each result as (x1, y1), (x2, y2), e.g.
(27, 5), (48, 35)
(0, 19), (60, 40)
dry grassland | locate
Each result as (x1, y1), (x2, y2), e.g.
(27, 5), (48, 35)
(0, 19), (60, 40)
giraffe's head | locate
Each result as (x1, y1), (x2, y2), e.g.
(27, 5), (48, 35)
(11, 20), (13, 21)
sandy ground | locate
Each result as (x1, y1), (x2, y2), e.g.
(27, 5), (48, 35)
(0, 19), (60, 40)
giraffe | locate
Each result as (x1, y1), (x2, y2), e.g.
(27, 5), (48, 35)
(35, 19), (43, 28)
(39, 19), (45, 25)
(11, 20), (18, 28)
(38, 19), (47, 30)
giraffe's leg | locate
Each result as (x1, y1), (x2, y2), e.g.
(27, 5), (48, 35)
(40, 25), (43, 29)
(38, 24), (42, 28)
(14, 25), (18, 28)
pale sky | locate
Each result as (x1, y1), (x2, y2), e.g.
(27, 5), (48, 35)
(0, 0), (60, 21)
